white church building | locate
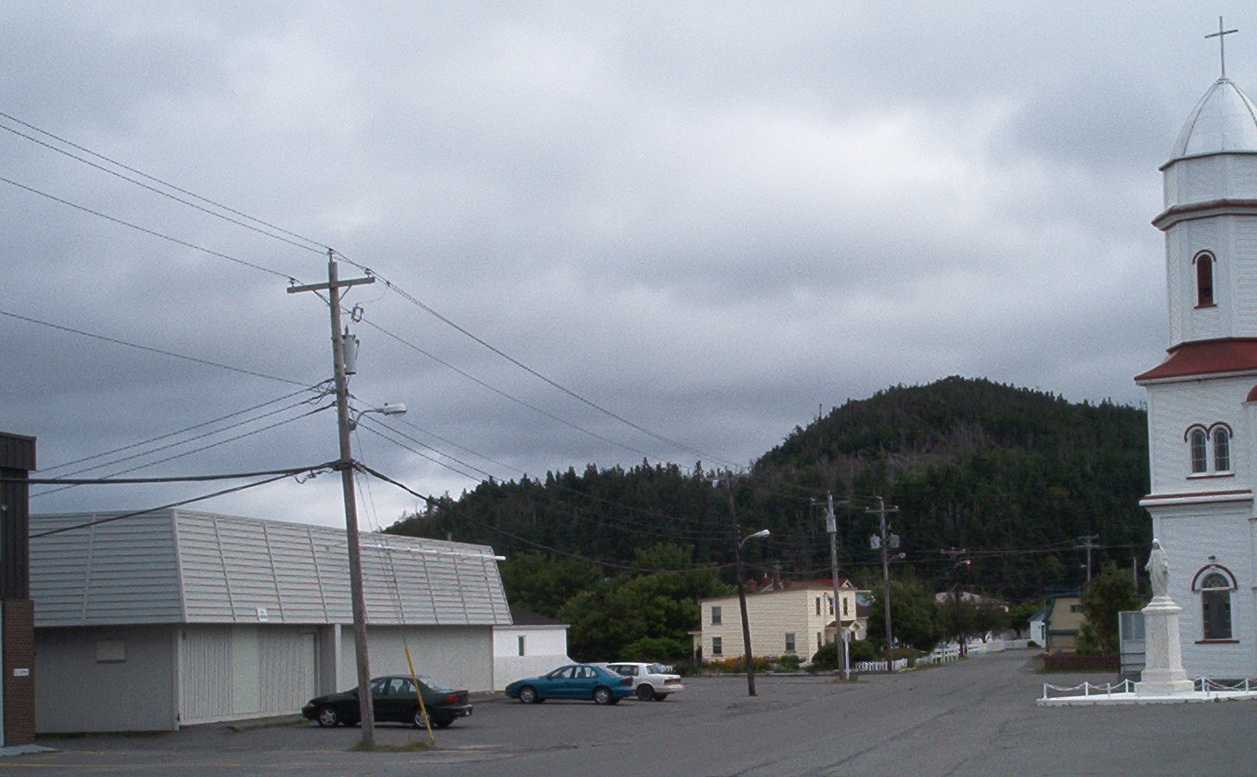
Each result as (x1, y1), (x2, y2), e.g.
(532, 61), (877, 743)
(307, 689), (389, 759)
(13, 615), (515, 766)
(1136, 72), (1257, 680)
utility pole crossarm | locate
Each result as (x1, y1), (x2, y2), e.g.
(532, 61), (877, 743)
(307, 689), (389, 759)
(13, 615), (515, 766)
(286, 276), (376, 294)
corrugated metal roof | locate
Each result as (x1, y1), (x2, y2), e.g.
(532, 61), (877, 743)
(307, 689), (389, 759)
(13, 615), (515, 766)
(1168, 78), (1257, 164)
(31, 509), (511, 628)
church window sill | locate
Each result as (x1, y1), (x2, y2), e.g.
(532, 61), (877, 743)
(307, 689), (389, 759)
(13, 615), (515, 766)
(1187, 472), (1234, 479)
(1195, 639), (1239, 644)
(1195, 303), (1218, 310)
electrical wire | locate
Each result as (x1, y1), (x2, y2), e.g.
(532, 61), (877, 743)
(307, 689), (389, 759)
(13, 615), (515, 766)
(0, 121), (324, 256)
(0, 307), (309, 386)
(32, 403), (334, 498)
(30, 465), (333, 539)
(40, 384), (327, 472)
(0, 175), (298, 282)
(12, 462), (338, 485)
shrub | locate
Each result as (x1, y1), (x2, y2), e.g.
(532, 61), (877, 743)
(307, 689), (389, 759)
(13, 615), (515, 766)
(775, 655), (801, 672)
(703, 655), (775, 673)
(810, 642), (840, 670)
(849, 639), (880, 662)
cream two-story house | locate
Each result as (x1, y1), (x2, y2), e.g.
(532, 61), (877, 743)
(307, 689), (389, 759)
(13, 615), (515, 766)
(695, 579), (868, 664)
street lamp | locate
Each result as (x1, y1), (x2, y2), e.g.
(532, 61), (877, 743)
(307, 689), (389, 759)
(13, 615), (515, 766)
(348, 402), (407, 430)
(735, 527), (771, 697)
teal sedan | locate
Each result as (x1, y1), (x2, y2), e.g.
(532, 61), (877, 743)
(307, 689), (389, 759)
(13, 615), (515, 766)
(505, 664), (634, 705)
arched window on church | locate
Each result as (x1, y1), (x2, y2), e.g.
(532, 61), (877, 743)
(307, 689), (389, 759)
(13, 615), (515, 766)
(1189, 427), (1208, 473)
(1212, 426), (1231, 472)
(1195, 570), (1235, 641)
(1195, 252), (1215, 307)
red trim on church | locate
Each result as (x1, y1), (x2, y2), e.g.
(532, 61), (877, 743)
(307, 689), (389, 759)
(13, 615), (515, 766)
(1135, 339), (1257, 382)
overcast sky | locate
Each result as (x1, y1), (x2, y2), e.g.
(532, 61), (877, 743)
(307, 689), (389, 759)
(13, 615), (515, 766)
(1, 2), (1248, 529)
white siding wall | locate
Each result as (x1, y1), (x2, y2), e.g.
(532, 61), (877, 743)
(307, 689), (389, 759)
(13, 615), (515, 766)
(340, 625), (494, 693)
(699, 588), (860, 662)
(492, 626), (570, 690)
(36, 626), (176, 733)
(1164, 155), (1257, 207)
(1163, 214), (1257, 345)
(1146, 377), (1253, 495)
(1150, 502), (1256, 678)
(178, 625), (318, 725)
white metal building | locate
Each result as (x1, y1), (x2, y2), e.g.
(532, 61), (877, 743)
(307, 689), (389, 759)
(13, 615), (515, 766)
(492, 607), (570, 690)
(30, 509), (511, 732)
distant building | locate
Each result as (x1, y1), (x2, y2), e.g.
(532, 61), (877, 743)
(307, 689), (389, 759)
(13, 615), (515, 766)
(1027, 605), (1049, 647)
(696, 579), (867, 664)
(493, 606), (571, 690)
(1043, 593), (1085, 653)
(31, 509), (511, 732)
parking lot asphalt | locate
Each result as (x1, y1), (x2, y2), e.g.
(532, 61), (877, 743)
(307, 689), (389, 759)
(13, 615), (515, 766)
(9, 651), (1257, 776)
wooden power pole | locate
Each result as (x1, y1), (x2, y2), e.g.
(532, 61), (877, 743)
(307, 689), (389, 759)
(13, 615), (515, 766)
(288, 251), (378, 746)
(868, 497), (899, 672)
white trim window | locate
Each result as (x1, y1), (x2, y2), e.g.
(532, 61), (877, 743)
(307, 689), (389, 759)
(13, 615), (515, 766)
(1194, 567), (1237, 641)
(1185, 424), (1232, 475)
(1213, 426), (1231, 472)
(1189, 427), (1208, 473)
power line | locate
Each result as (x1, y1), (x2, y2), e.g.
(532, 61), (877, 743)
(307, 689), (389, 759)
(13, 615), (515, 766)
(40, 384), (326, 472)
(0, 121), (325, 256)
(361, 317), (652, 459)
(32, 403), (334, 498)
(29, 464), (333, 540)
(0, 307), (309, 386)
(355, 462), (731, 574)
(39, 397), (325, 483)
(14, 463), (336, 485)
(0, 175), (299, 282)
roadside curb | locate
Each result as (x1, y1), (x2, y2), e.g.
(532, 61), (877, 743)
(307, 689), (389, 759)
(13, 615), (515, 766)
(225, 715), (305, 732)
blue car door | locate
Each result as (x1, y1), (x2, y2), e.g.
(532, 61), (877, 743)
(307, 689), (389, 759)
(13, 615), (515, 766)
(572, 665), (598, 698)
(545, 666), (575, 698)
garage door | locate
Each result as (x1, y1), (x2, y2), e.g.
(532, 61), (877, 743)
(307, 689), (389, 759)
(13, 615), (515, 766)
(180, 626), (317, 725)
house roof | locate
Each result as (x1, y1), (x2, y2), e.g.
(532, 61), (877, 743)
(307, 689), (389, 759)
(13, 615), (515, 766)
(31, 509), (511, 628)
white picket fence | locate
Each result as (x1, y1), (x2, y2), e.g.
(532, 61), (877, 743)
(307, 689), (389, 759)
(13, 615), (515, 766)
(854, 658), (910, 673)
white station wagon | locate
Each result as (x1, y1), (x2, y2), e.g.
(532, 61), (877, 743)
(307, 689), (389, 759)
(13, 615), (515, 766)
(604, 662), (685, 701)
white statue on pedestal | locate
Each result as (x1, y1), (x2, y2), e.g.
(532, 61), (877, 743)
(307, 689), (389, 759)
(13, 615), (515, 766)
(1136, 538), (1194, 696)
(1146, 538), (1169, 599)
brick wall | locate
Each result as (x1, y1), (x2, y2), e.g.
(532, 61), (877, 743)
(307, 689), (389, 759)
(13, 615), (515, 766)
(4, 599), (35, 744)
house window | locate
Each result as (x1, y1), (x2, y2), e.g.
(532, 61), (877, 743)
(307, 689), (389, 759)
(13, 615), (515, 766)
(711, 606), (722, 625)
(1197, 570), (1235, 640)
(1189, 427), (1208, 473)
(1213, 427), (1231, 472)
(842, 598), (849, 616)
(828, 596), (834, 615)
(816, 596), (821, 615)
(817, 632), (823, 651)
(518, 635), (526, 656)
(712, 637), (723, 656)
(1196, 251), (1215, 307)
(785, 633), (796, 654)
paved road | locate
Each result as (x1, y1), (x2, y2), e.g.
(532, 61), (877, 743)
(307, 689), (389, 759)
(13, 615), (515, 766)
(9, 652), (1256, 776)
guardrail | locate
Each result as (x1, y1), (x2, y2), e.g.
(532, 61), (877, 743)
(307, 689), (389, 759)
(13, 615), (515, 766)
(1041, 676), (1257, 700)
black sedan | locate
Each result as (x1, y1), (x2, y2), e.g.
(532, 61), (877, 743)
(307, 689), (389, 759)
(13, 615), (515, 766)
(302, 675), (472, 728)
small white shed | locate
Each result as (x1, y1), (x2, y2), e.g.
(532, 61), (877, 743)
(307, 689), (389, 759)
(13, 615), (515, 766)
(31, 509), (511, 732)
(492, 607), (571, 690)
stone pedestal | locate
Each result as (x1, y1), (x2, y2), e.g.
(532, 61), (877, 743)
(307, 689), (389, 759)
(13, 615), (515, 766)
(1135, 596), (1194, 696)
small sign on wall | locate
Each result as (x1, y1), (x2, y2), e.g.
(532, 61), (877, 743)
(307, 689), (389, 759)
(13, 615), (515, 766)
(257, 607), (269, 622)
(12, 668), (29, 677)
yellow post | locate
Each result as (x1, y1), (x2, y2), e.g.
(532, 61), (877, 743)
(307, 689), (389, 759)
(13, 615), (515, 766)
(404, 645), (436, 745)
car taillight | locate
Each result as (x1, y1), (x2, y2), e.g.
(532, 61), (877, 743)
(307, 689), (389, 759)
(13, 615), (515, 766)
(446, 693), (461, 704)
(621, 678), (632, 686)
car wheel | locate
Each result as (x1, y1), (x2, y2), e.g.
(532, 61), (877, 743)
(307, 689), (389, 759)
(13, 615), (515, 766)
(593, 686), (613, 705)
(412, 708), (430, 728)
(653, 693), (669, 701)
(316, 705), (340, 727)
(635, 684), (654, 701)
(519, 686), (538, 704)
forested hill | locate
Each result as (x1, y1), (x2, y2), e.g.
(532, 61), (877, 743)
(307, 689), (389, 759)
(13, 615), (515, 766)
(388, 377), (1150, 602)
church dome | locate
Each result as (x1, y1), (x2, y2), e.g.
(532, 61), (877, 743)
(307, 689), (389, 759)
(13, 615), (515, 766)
(1168, 78), (1257, 163)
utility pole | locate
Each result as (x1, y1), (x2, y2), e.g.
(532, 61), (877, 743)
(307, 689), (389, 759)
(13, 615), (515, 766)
(825, 493), (849, 680)
(727, 477), (756, 697)
(288, 251), (378, 747)
(942, 549), (969, 657)
(1076, 534), (1100, 585)
(868, 497), (899, 672)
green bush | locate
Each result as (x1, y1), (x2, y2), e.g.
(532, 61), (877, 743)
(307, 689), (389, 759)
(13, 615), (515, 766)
(810, 642), (840, 669)
(849, 639), (880, 662)
(775, 655), (801, 672)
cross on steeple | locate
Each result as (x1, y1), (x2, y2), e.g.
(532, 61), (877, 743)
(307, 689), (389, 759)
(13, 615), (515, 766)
(1205, 16), (1239, 79)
